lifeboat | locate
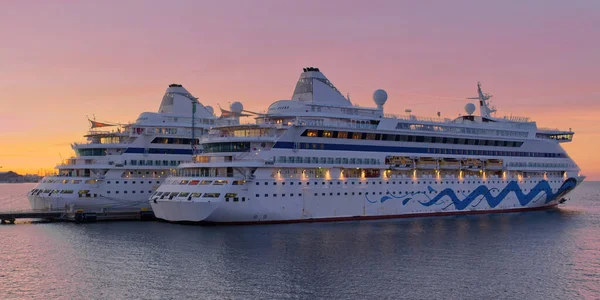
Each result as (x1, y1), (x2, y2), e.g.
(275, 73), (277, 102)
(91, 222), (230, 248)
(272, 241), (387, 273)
(416, 157), (437, 170)
(439, 158), (460, 170)
(485, 159), (503, 171)
(461, 158), (483, 170)
(385, 156), (414, 170)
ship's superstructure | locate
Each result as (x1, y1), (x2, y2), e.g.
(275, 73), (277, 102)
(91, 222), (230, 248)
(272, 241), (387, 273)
(27, 84), (242, 211)
(150, 68), (584, 223)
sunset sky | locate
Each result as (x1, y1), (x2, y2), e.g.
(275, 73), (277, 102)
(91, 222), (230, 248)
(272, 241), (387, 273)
(1, 1), (598, 179)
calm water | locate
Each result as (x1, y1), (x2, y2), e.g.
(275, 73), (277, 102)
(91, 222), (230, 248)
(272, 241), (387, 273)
(1, 182), (599, 300)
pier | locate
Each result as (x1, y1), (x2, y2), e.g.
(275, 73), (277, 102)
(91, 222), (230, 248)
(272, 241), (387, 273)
(0, 209), (155, 224)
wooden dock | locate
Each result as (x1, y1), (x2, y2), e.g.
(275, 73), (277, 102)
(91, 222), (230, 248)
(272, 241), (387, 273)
(0, 209), (155, 224)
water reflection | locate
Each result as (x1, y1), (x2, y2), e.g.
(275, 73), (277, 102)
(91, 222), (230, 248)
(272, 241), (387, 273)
(1, 183), (599, 299)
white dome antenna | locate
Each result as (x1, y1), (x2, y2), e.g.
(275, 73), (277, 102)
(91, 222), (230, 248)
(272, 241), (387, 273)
(205, 106), (215, 116)
(230, 102), (244, 114)
(373, 89), (388, 108)
(465, 103), (476, 115)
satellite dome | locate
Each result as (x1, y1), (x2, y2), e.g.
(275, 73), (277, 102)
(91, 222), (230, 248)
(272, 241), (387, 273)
(373, 89), (388, 107)
(205, 106), (214, 115)
(230, 102), (244, 113)
(465, 103), (476, 115)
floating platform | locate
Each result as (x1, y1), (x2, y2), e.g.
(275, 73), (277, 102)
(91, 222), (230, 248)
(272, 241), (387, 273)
(0, 209), (155, 224)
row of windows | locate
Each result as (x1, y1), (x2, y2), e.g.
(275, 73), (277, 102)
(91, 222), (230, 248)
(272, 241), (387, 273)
(395, 123), (529, 138)
(32, 177), (564, 197)
(154, 127), (178, 135)
(129, 160), (183, 166)
(424, 148), (563, 158)
(292, 142), (565, 158)
(75, 148), (107, 156)
(153, 191), (241, 200)
(302, 129), (524, 147)
(203, 142), (252, 153)
(536, 133), (573, 141)
(151, 137), (199, 145)
(98, 136), (124, 144)
(255, 178), (564, 186)
(106, 190), (152, 194)
(29, 189), (152, 196)
(106, 180), (161, 184)
(42, 179), (97, 184)
(256, 193), (303, 198)
(276, 156), (380, 165)
(252, 186), (559, 198)
(508, 162), (572, 168)
(163, 179), (245, 186)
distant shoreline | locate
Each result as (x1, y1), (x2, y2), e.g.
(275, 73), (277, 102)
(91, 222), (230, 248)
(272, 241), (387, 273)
(0, 171), (42, 183)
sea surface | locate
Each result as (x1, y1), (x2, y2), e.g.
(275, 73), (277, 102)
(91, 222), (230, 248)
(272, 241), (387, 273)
(0, 182), (599, 300)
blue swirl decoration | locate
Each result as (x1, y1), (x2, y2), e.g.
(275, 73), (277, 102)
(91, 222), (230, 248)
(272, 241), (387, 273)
(365, 178), (577, 211)
(366, 189), (412, 204)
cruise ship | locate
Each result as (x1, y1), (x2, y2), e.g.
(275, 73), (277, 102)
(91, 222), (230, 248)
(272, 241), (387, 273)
(27, 84), (242, 211)
(150, 67), (584, 224)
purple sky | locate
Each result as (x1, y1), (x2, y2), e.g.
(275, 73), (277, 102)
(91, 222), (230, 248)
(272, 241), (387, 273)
(0, 0), (599, 177)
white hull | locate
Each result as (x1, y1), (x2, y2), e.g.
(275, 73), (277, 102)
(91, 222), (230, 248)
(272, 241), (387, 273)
(28, 193), (152, 212)
(28, 177), (162, 212)
(150, 175), (582, 223)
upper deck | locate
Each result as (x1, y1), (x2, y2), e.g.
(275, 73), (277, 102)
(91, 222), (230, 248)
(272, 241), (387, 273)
(204, 68), (572, 145)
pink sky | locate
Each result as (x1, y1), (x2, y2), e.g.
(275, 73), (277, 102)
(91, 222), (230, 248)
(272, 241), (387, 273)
(0, 1), (598, 178)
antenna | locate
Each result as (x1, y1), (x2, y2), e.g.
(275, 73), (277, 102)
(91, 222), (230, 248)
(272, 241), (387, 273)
(467, 81), (496, 118)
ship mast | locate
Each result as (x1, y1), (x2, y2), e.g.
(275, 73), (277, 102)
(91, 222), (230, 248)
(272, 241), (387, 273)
(468, 82), (496, 118)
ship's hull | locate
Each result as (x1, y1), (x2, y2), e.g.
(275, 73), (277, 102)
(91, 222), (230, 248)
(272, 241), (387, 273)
(27, 194), (152, 212)
(155, 203), (559, 225)
(151, 176), (581, 224)
(27, 177), (160, 212)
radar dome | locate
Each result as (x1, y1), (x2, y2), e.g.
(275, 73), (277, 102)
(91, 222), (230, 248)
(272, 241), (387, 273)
(465, 103), (476, 115)
(205, 106), (214, 115)
(373, 89), (388, 107)
(230, 102), (244, 113)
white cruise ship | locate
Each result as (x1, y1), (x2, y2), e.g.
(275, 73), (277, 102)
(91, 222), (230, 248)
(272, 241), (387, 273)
(150, 68), (584, 224)
(27, 84), (242, 211)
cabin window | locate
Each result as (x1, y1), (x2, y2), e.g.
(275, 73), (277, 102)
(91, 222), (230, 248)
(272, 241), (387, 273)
(203, 193), (220, 198)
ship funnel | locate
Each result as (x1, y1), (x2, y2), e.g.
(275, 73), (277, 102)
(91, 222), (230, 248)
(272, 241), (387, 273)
(291, 67), (352, 107)
(158, 84), (214, 117)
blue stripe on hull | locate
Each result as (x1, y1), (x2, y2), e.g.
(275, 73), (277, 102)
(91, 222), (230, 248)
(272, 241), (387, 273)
(365, 178), (577, 211)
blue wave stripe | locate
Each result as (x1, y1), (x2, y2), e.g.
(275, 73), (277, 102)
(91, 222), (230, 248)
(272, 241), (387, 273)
(367, 179), (577, 211)
(418, 179), (576, 210)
